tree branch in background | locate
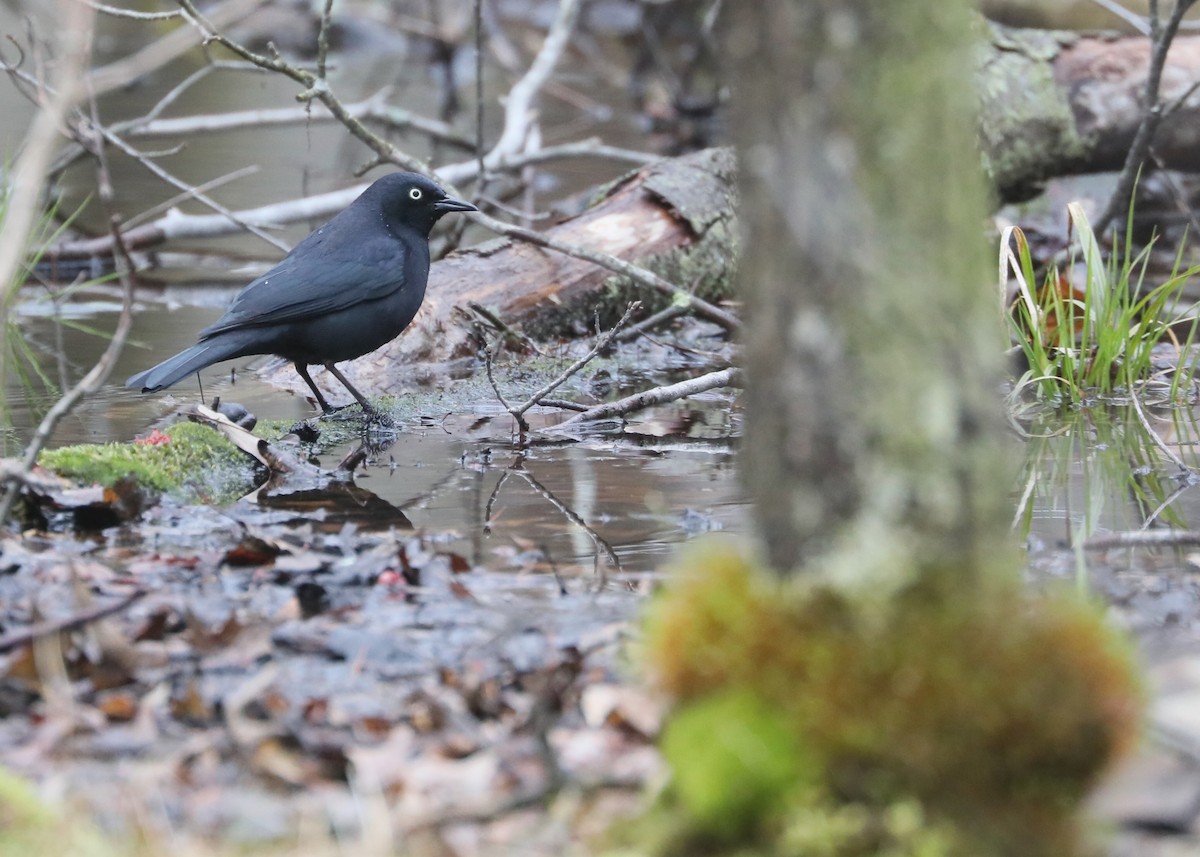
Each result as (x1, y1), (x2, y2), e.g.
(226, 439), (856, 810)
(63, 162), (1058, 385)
(89, 0), (267, 96)
(0, 0), (95, 334)
(1093, 0), (1199, 237)
(174, 0), (430, 175)
(0, 88), (137, 523)
(44, 139), (656, 260)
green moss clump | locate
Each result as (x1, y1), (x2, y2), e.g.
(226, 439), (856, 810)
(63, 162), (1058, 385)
(639, 538), (1142, 857)
(0, 766), (118, 857)
(39, 421), (256, 501)
(663, 688), (817, 841)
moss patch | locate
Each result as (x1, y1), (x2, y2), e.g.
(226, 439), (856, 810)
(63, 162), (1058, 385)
(638, 538), (1142, 857)
(39, 421), (257, 503)
(0, 766), (119, 857)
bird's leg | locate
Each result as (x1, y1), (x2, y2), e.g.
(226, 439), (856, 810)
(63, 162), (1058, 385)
(294, 362), (338, 414)
(324, 362), (378, 415)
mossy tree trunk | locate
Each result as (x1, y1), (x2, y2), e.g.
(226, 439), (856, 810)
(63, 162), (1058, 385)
(638, 7), (1141, 854)
(730, 2), (1015, 585)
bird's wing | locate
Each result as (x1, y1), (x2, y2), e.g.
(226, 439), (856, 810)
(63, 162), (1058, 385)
(199, 232), (426, 338)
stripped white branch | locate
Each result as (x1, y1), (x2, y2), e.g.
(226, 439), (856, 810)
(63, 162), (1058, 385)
(483, 0), (582, 169)
(550, 367), (741, 429)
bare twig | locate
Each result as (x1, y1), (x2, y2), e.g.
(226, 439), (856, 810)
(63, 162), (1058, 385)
(95, 92), (475, 148)
(484, 0), (581, 168)
(1093, 0), (1199, 238)
(615, 302), (689, 342)
(483, 467), (513, 535)
(438, 138), (653, 183)
(536, 398), (588, 412)
(502, 302), (641, 434)
(1081, 528), (1200, 549)
(551, 366), (742, 429)
(315, 0), (335, 82)
(121, 164), (262, 231)
(85, 1), (182, 20)
(483, 341), (513, 411)
(1082, 0), (1154, 33)
(92, 121), (291, 252)
(467, 302), (545, 354)
(475, 0), (486, 182)
(468, 210), (742, 332)
(90, 0), (267, 96)
(45, 139), (654, 258)
(3, 49), (292, 254)
(175, 0), (430, 174)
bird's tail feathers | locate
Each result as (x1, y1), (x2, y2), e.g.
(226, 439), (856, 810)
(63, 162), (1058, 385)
(126, 340), (243, 392)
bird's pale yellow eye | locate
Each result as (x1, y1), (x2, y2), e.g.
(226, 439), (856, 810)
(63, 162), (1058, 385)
(408, 188), (423, 201)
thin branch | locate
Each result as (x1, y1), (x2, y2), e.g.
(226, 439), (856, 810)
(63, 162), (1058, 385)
(469, 209), (742, 332)
(78, 93), (472, 148)
(1082, 0), (1153, 34)
(1093, 0), (1199, 237)
(483, 341), (513, 411)
(175, 0), (430, 174)
(120, 164), (261, 231)
(468, 302), (544, 355)
(45, 140), (654, 258)
(90, 0), (268, 96)
(483, 466), (513, 535)
(1081, 528), (1200, 549)
(503, 302), (641, 433)
(615, 302), (689, 343)
(315, 0), (335, 82)
(84, 0), (182, 20)
(93, 121), (291, 252)
(537, 398), (588, 412)
(485, 0), (582, 166)
(551, 367), (742, 429)
(475, 0), (486, 182)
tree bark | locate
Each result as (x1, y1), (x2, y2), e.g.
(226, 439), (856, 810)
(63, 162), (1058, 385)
(981, 26), (1200, 200)
(982, 0), (1200, 31)
(729, 2), (1013, 577)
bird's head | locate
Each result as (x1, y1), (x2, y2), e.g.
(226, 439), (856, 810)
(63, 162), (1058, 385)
(368, 172), (478, 237)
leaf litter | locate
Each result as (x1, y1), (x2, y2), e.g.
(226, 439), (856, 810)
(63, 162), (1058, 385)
(0, 432), (713, 853)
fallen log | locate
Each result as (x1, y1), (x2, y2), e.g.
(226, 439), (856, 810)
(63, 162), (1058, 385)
(260, 146), (740, 401)
(981, 25), (1200, 200)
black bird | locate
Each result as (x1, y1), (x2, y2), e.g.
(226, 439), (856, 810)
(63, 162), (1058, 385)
(127, 172), (477, 414)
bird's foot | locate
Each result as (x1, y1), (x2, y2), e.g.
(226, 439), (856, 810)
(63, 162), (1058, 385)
(318, 400), (395, 429)
(361, 405), (396, 430)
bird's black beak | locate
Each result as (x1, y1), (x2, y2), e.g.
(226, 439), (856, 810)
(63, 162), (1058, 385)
(434, 195), (478, 214)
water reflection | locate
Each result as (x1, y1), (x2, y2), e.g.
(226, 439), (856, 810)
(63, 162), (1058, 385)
(6, 292), (310, 452)
(300, 432), (744, 577)
(1018, 402), (1200, 545)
